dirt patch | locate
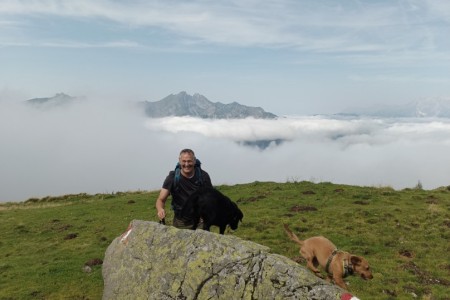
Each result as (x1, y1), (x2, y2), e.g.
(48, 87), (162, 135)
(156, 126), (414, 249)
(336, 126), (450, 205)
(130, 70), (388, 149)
(56, 224), (72, 231)
(334, 188), (345, 193)
(426, 195), (438, 204)
(48, 219), (72, 232)
(85, 258), (103, 266)
(402, 261), (450, 286)
(399, 249), (415, 259)
(302, 190), (316, 195)
(382, 289), (397, 297)
(30, 291), (44, 298)
(289, 205), (317, 212)
(353, 200), (370, 205)
(410, 222), (420, 228)
(64, 233), (78, 240)
(237, 195), (266, 204)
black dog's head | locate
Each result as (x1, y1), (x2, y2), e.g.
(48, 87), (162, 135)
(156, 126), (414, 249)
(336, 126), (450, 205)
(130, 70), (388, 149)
(228, 202), (244, 230)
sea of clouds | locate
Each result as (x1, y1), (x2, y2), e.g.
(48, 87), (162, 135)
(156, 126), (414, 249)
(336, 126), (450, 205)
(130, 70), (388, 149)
(1, 97), (450, 202)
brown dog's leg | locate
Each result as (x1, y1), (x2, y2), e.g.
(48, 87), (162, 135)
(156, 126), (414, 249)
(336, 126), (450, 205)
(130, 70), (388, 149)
(306, 260), (321, 274)
(307, 263), (324, 278)
(333, 275), (348, 290)
(302, 250), (324, 278)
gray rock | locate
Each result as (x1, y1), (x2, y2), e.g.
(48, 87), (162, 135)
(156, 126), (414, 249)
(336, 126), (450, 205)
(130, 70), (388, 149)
(102, 220), (351, 300)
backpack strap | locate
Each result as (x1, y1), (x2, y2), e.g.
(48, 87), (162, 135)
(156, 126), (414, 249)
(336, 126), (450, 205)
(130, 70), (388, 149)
(195, 159), (203, 185)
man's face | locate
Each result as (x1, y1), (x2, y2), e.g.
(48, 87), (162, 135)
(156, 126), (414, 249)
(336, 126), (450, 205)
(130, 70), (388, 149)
(179, 153), (195, 177)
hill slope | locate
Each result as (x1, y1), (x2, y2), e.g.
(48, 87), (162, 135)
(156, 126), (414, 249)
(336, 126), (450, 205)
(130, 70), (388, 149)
(1, 181), (449, 299)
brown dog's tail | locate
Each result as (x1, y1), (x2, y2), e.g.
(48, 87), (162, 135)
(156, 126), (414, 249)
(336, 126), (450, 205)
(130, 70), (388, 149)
(283, 224), (304, 246)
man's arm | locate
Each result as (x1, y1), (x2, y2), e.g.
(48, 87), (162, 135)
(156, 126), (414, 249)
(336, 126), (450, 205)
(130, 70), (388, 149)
(155, 188), (170, 220)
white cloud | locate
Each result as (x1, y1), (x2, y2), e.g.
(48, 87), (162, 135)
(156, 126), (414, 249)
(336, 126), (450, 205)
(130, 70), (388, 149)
(145, 115), (450, 147)
(1, 0), (449, 62)
(1, 96), (450, 202)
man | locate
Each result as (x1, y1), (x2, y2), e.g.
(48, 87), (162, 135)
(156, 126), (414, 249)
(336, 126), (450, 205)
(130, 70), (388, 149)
(155, 148), (213, 229)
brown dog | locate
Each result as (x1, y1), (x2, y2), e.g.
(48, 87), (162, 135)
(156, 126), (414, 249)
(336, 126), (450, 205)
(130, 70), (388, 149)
(283, 224), (373, 290)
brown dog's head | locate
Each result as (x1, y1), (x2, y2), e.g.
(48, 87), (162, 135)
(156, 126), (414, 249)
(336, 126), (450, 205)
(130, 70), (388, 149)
(350, 255), (373, 280)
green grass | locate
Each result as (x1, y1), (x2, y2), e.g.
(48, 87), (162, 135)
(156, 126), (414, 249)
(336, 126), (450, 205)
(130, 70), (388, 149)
(1, 182), (449, 300)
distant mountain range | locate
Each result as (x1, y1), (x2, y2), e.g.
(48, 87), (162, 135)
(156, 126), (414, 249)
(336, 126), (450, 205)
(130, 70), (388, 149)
(26, 93), (79, 108)
(27, 92), (450, 119)
(139, 91), (277, 119)
(26, 91), (277, 119)
(25, 92), (279, 149)
(24, 92), (450, 150)
(337, 97), (450, 118)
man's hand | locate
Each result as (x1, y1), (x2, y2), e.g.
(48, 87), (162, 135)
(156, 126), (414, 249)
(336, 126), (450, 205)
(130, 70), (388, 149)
(157, 209), (166, 220)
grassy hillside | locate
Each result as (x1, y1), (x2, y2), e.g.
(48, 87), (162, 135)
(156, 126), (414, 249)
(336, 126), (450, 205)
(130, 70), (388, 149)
(1, 181), (449, 300)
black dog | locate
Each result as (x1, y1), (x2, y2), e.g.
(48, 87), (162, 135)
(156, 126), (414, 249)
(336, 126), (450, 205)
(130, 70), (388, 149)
(182, 187), (243, 234)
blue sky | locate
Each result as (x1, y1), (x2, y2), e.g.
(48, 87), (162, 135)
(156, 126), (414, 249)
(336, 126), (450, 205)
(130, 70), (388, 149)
(2, 1), (450, 202)
(1, 0), (450, 115)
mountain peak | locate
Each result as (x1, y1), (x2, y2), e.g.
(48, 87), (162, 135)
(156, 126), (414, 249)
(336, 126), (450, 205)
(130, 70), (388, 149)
(26, 93), (77, 108)
(143, 92), (277, 119)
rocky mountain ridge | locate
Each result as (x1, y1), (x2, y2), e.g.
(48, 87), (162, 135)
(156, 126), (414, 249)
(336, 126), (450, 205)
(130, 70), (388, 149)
(140, 91), (277, 119)
(26, 92), (78, 108)
(26, 92), (450, 119)
(26, 91), (277, 119)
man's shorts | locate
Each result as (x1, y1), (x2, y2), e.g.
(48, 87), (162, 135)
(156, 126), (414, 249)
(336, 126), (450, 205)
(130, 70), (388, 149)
(172, 215), (204, 230)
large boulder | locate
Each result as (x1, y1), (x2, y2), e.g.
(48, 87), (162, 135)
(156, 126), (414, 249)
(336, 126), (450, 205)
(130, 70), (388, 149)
(102, 220), (355, 300)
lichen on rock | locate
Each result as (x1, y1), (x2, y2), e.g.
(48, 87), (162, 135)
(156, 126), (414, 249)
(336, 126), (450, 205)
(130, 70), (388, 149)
(102, 220), (350, 300)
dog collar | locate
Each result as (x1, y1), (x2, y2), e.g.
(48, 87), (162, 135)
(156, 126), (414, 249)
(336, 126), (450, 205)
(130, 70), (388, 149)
(325, 249), (339, 274)
(343, 259), (354, 278)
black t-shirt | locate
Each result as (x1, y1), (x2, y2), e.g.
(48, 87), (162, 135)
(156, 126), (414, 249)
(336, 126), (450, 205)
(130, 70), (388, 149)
(162, 168), (212, 215)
